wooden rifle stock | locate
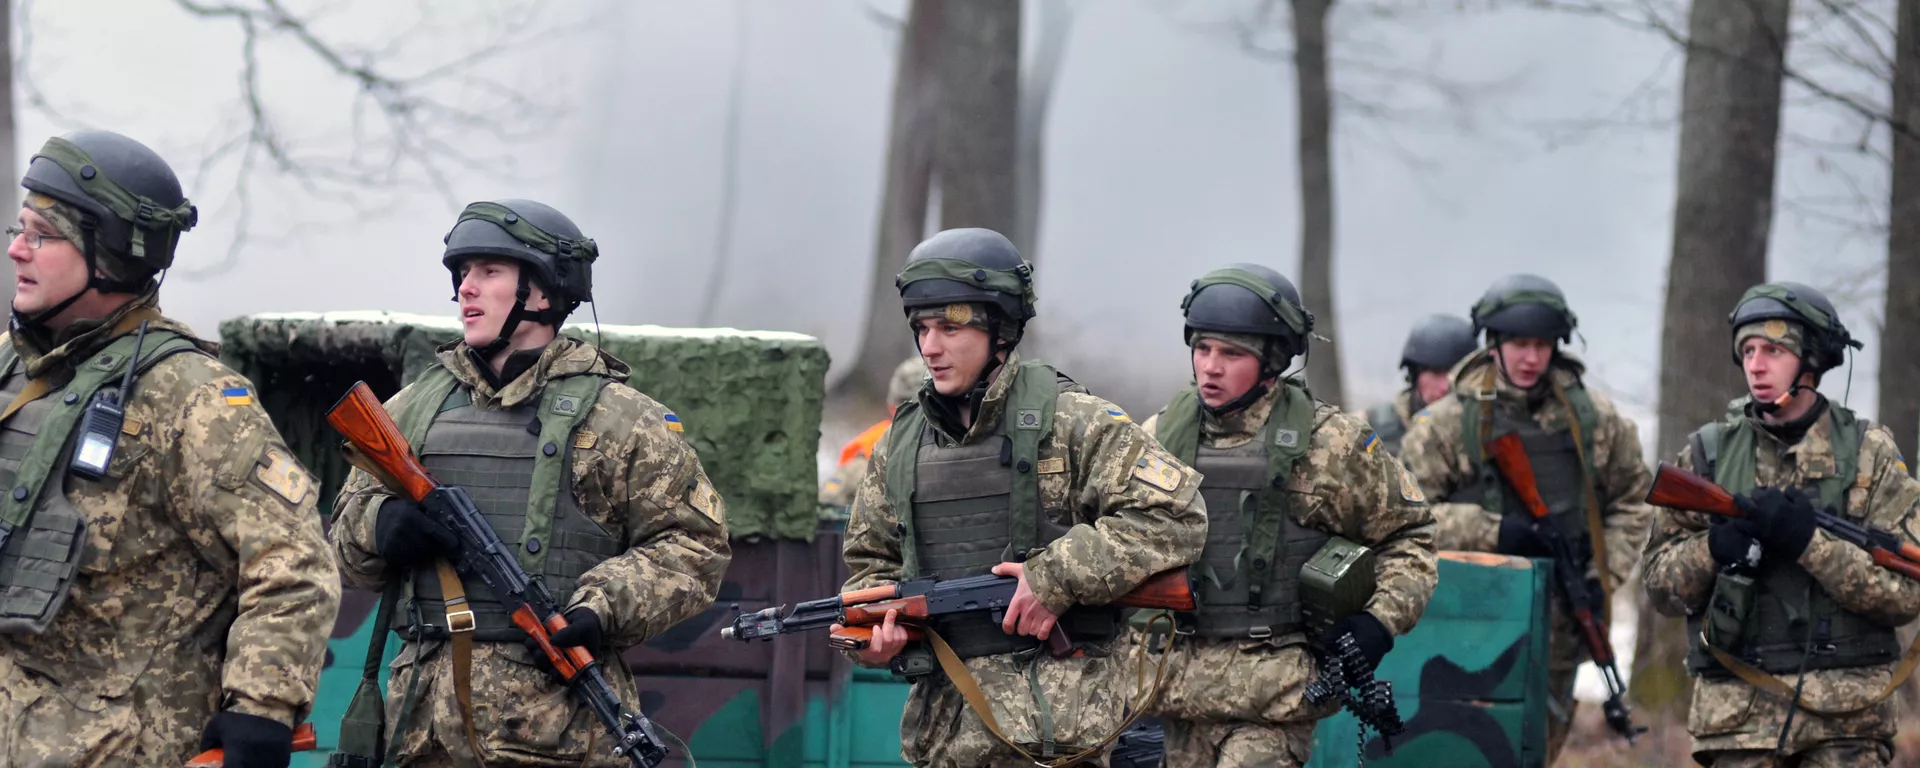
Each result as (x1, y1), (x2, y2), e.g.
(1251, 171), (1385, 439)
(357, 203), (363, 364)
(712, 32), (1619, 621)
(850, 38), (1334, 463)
(184, 722), (318, 767)
(1644, 463), (1743, 518)
(1485, 433), (1555, 520)
(326, 381), (435, 503)
(1116, 567), (1197, 611)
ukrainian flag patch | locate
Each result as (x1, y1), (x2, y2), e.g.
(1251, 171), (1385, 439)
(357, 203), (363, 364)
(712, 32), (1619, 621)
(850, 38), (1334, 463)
(222, 387), (253, 406)
(1106, 408), (1129, 422)
(1362, 432), (1380, 454)
(664, 413), (684, 433)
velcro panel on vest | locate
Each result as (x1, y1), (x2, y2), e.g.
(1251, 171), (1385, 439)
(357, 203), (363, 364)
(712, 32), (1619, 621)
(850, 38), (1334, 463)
(912, 435), (1015, 582)
(0, 499), (83, 628)
(522, 376), (607, 576)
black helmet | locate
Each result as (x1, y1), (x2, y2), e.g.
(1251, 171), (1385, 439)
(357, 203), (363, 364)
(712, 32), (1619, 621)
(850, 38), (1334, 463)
(895, 228), (1036, 336)
(1181, 263), (1313, 355)
(20, 130), (197, 286)
(1471, 274), (1576, 342)
(1401, 313), (1477, 372)
(441, 199), (596, 319)
(1727, 282), (1860, 372)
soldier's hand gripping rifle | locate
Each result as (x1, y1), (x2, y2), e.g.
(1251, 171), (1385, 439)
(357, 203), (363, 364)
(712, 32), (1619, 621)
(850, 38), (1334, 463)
(327, 382), (669, 768)
(721, 568), (1197, 659)
(1645, 463), (1920, 580)
(1486, 433), (1645, 745)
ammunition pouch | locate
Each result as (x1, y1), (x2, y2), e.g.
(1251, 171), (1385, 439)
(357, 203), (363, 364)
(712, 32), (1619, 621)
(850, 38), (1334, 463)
(1301, 536), (1378, 638)
(1704, 570), (1756, 652)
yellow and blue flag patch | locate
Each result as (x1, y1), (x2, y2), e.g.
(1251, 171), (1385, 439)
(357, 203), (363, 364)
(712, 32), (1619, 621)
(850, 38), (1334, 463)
(222, 386), (253, 406)
(1362, 432), (1380, 454)
(664, 413), (684, 433)
(1106, 408), (1130, 422)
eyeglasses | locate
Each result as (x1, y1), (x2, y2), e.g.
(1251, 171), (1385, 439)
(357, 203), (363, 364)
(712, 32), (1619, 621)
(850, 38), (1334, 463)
(4, 225), (67, 250)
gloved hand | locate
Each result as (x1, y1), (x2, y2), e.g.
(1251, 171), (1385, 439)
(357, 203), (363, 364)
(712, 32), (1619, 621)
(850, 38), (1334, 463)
(1320, 612), (1394, 671)
(1734, 487), (1818, 563)
(374, 497), (459, 567)
(1497, 513), (1550, 558)
(525, 607), (603, 683)
(1707, 517), (1762, 568)
(199, 711), (293, 768)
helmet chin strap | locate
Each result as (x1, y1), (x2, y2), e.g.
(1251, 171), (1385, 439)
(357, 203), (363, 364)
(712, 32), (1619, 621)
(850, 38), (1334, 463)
(473, 272), (566, 359)
(1198, 338), (1291, 418)
(13, 227), (150, 333)
(1750, 356), (1812, 416)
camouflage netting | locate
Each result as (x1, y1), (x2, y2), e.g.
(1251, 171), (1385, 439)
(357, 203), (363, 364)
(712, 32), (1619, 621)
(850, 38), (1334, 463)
(218, 311), (828, 540)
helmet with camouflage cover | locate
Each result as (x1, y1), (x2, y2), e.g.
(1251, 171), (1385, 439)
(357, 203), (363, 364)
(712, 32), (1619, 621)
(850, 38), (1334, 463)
(887, 355), (928, 406)
(1401, 313), (1477, 374)
(1470, 274), (1576, 343)
(894, 228), (1036, 349)
(1180, 263), (1314, 377)
(1728, 281), (1860, 374)
(16, 130), (197, 321)
(441, 199), (597, 354)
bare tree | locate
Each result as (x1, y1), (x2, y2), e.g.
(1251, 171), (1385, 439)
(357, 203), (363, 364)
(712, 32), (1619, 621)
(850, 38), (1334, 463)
(0, 0), (15, 292)
(840, 0), (947, 402)
(1290, 0), (1344, 405)
(1884, 0), (1920, 462)
(1013, 0), (1074, 261)
(936, 1), (1021, 232)
(699, 2), (753, 326)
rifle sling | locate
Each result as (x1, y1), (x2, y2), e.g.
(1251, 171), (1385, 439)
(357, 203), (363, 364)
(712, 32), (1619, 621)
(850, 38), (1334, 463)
(1551, 378), (1613, 609)
(1700, 631), (1920, 716)
(437, 559), (488, 767)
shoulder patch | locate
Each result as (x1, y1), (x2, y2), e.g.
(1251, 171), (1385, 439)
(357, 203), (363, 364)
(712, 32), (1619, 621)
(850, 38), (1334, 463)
(253, 447), (312, 505)
(1131, 454), (1182, 492)
(1398, 466), (1426, 503)
(1362, 432), (1380, 454)
(1037, 457), (1066, 474)
(1413, 409), (1431, 425)
(221, 386), (253, 407)
(574, 429), (598, 450)
(663, 412), (683, 433)
(1105, 408), (1130, 422)
(689, 478), (723, 524)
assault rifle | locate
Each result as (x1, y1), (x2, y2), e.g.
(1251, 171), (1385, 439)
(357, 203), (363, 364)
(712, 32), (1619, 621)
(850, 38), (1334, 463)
(183, 723), (317, 767)
(327, 382), (669, 768)
(720, 568), (1196, 658)
(1645, 463), (1920, 580)
(1485, 433), (1645, 744)
(1304, 632), (1403, 763)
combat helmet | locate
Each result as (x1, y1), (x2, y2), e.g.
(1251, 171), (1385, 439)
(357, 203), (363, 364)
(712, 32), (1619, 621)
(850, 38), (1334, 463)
(894, 228), (1036, 349)
(1727, 281), (1860, 373)
(1400, 313), (1478, 375)
(1180, 263), (1315, 377)
(1470, 274), (1576, 343)
(17, 130), (197, 320)
(442, 199), (598, 353)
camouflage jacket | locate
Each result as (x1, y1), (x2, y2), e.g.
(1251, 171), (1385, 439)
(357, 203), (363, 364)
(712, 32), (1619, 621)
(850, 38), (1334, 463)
(1350, 389), (1416, 456)
(330, 337), (730, 764)
(1643, 404), (1920, 752)
(1399, 349), (1653, 587)
(0, 297), (339, 765)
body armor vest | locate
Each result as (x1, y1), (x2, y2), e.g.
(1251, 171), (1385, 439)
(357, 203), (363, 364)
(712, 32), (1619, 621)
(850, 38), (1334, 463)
(884, 360), (1117, 659)
(1155, 382), (1323, 638)
(1684, 407), (1901, 676)
(1453, 398), (1593, 563)
(391, 368), (622, 643)
(0, 329), (204, 634)
(1365, 400), (1407, 456)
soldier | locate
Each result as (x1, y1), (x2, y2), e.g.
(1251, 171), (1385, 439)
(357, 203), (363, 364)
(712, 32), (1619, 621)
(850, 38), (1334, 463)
(329, 199), (731, 767)
(1644, 283), (1920, 767)
(1133, 264), (1438, 767)
(1358, 313), (1477, 456)
(1399, 274), (1654, 764)
(0, 130), (340, 767)
(839, 227), (1207, 767)
(821, 355), (927, 507)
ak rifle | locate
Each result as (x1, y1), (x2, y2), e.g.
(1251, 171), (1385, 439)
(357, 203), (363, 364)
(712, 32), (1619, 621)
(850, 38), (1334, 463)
(1645, 463), (1920, 581)
(1486, 433), (1645, 744)
(327, 382), (669, 768)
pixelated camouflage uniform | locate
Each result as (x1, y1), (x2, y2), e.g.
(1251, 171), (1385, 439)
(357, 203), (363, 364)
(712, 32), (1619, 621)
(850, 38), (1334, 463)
(1354, 390), (1417, 457)
(1134, 382), (1437, 768)
(1398, 348), (1654, 763)
(331, 337), (730, 767)
(842, 351), (1207, 768)
(0, 295), (340, 766)
(1643, 403), (1920, 767)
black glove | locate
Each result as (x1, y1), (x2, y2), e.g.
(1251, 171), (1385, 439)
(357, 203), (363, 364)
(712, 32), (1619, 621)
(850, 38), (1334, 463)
(374, 497), (459, 567)
(199, 711), (293, 768)
(1707, 517), (1762, 568)
(1320, 613), (1394, 671)
(1497, 513), (1550, 558)
(525, 607), (603, 682)
(1735, 487), (1818, 563)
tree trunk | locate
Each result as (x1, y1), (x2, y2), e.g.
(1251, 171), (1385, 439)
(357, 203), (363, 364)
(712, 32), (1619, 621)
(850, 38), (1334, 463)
(1884, 0), (1920, 469)
(935, 0), (1019, 232)
(1636, 0), (1790, 716)
(0, 0), (15, 292)
(1013, 0), (1071, 262)
(1293, 0), (1342, 405)
(838, 1), (946, 401)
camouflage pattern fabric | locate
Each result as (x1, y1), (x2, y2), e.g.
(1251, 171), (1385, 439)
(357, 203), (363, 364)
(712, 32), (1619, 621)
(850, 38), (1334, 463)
(1135, 384), (1437, 767)
(1398, 348), (1654, 765)
(842, 352), (1207, 768)
(331, 336), (731, 767)
(821, 357), (925, 508)
(1642, 410), (1920, 764)
(0, 296), (340, 765)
